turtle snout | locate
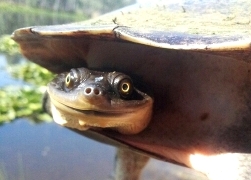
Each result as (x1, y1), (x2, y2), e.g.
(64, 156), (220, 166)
(82, 86), (109, 106)
(84, 87), (102, 96)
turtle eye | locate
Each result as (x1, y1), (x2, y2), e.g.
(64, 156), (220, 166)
(65, 72), (74, 89)
(111, 74), (133, 98)
(108, 72), (134, 98)
(118, 78), (133, 98)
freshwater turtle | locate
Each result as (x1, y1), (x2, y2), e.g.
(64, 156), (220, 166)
(12, 0), (251, 179)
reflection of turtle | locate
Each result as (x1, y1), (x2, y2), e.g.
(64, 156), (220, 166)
(12, 0), (251, 179)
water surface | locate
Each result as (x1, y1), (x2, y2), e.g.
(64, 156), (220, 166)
(0, 119), (208, 180)
(0, 119), (115, 180)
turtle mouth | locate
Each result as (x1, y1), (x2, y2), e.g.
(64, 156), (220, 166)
(53, 97), (126, 116)
(49, 91), (153, 134)
(58, 98), (125, 117)
(47, 80), (152, 115)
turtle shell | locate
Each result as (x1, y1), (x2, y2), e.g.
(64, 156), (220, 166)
(12, 0), (251, 73)
(12, 0), (251, 172)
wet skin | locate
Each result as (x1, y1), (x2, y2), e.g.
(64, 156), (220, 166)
(47, 67), (153, 134)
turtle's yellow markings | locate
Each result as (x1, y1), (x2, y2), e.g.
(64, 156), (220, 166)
(51, 103), (68, 125)
(190, 153), (239, 180)
(78, 120), (90, 130)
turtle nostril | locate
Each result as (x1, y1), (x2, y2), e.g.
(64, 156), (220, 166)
(93, 88), (100, 95)
(84, 87), (101, 95)
(85, 87), (92, 94)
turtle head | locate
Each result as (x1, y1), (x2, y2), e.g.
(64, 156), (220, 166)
(47, 67), (153, 134)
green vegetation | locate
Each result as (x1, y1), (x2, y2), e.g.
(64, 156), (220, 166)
(0, 2), (85, 35)
(0, 2), (81, 18)
(0, 85), (51, 124)
(8, 59), (55, 86)
(2, 0), (135, 16)
(0, 35), (19, 55)
(0, 61), (54, 124)
(0, 0), (135, 35)
(0, 35), (54, 124)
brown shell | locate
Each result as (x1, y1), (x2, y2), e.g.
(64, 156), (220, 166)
(12, 0), (251, 73)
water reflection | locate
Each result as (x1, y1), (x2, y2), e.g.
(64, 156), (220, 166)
(0, 119), (115, 180)
(0, 54), (23, 87)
